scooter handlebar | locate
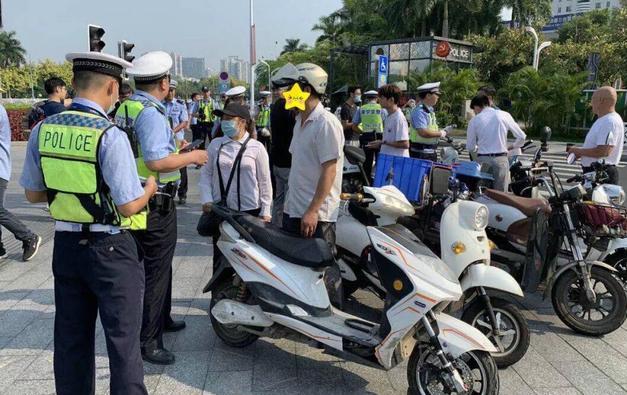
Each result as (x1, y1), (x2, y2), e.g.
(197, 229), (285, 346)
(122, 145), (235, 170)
(340, 193), (363, 202)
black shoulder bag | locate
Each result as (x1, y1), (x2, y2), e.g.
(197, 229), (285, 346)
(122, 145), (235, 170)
(197, 137), (251, 236)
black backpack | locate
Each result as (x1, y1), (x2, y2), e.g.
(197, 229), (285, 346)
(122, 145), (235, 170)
(27, 100), (47, 129)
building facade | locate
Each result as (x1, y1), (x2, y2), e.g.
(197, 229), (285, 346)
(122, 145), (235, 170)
(220, 56), (250, 83)
(181, 57), (206, 80)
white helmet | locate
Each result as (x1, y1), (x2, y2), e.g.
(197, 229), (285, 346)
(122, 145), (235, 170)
(271, 63), (299, 87)
(295, 63), (328, 95)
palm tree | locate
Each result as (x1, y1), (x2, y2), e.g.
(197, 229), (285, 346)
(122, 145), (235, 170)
(312, 14), (346, 45)
(281, 38), (308, 55)
(0, 31), (26, 68)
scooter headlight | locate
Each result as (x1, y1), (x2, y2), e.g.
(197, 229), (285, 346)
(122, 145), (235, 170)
(473, 205), (489, 231)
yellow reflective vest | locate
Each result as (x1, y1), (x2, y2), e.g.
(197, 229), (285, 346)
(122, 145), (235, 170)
(38, 110), (132, 228)
(410, 104), (439, 145)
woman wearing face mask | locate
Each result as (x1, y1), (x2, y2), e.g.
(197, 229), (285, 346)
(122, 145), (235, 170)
(198, 102), (273, 260)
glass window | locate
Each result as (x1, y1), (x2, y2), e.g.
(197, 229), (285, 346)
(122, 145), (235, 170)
(606, 0), (610, 6)
(370, 45), (388, 60)
(410, 60), (431, 74)
(388, 61), (409, 78)
(558, 7), (562, 12)
(595, 2), (601, 8)
(566, 5), (571, 11)
(410, 41), (431, 59)
(390, 43), (410, 60)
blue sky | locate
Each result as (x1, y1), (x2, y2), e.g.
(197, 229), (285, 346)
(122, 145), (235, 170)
(2, 0), (343, 69)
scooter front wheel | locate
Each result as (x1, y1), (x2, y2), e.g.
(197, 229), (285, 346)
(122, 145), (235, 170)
(552, 266), (627, 336)
(407, 344), (499, 395)
(461, 298), (530, 368)
(209, 277), (259, 348)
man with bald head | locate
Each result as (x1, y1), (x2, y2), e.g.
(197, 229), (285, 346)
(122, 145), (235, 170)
(568, 86), (624, 184)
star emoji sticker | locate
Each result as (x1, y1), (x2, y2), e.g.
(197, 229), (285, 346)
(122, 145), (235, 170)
(282, 83), (310, 111)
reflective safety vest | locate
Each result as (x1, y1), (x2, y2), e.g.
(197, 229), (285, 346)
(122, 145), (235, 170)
(256, 106), (270, 128)
(410, 104), (439, 145)
(359, 102), (383, 134)
(198, 99), (216, 123)
(38, 111), (132, 228)
(114, 99), (181, 184)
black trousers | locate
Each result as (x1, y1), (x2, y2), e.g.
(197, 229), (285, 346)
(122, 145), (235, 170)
(178, 167), (188, 199)
(281, 214), (343, 307)
(583, 165), (619, 185)
(212, 208), (260, 270)
(132, 207), (177, 349)
(360, 132), (380, 183)
(52, 231), (147, 395)
(192, 122), (213, 150)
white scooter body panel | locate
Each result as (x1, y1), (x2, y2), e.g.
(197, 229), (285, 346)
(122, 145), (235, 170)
(336, 209), (371, 257)
(218, 222), (331, 310)
(440, 200), (491, 278)
(434, 312), (498, 357)
(475, 195), (527, 233)
(460, 264), (524, 297)
(363, 185), (415, 226)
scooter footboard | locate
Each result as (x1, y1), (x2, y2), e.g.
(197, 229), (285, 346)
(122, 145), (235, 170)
(434, 313), (497, 358)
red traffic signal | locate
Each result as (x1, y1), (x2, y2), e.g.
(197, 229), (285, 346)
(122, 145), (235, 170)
(88, 24), (105, 52)
(118, 40), (135, 63)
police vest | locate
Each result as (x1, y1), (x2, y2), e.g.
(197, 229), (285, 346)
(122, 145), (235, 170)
(360, 103), (383, 133)
(256, 106), (270, 128)
(199, 99), (216, 123)
(410, 105), (439, 145)
(114, 99), (181, 184)
(38, 111), (132, 228)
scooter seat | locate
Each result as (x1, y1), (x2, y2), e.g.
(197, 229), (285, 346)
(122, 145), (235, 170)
(344, 145), (366, 165)
(484, 189), (551, 217)
(234, 214), (335, 269)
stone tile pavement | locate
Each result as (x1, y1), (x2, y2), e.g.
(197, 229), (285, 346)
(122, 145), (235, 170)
(0, 143), (626, 394)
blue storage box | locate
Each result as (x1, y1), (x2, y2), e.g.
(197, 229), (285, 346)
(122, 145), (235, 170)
(373, 154), (432, 203)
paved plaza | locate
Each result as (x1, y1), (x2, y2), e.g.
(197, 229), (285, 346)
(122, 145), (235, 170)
(0, 142), (626, 394)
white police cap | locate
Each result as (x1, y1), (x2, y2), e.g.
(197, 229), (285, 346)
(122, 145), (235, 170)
(364, 90), (378, 96)
(226, 86), (246, 97)
(417, 82), (441, 94)
(66, 52), (132, 79)
(169, 80), (178, 89)
(259, 90), (271, 97)
(126, 51), (173, 83)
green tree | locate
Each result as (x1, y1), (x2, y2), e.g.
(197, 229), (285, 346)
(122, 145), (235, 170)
(556, 9), (611, 44)
(503, 0), (551, 28)
(281, 39), (309, 55)
(312, 14), (346, 45)
(0, 31), (27, 68)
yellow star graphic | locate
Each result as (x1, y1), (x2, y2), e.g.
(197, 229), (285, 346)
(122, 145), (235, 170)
(282, 83), (310, 111)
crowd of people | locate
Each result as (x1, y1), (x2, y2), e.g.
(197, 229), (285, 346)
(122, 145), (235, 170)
(0, 45), (624, 395)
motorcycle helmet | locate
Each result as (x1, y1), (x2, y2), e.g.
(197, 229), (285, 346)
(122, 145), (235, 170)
(271, 63), (299, 88)
(295, 63), (328, 95)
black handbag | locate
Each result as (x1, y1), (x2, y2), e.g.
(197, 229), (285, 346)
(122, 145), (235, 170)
(197, 137), (251, 237)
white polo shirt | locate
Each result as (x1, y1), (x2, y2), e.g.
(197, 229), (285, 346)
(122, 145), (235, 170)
(581, 112), (624, 167)
(285, 102), (345, 222)
(380, 108), (410, 157)
(466, 107), (526, 155)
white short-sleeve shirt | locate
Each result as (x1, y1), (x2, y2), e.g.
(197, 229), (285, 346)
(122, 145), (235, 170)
(285, 102), (345, 222)
(581, 112), (624, 166)
(380, 108), (410, 157)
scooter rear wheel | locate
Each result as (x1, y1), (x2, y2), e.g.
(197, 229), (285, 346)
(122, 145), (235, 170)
(552, 266), (627, 336)
(461, 298), (530, 368)
(209, 277), (259, 348)
(407, 344), (499, 395)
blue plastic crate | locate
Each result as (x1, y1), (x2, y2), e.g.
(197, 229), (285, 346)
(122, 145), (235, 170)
(373, 154), (432, 203)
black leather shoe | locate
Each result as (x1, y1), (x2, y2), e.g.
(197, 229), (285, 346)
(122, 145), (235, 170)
(165, 320), (186, 333)
(141, 347), (175, 365)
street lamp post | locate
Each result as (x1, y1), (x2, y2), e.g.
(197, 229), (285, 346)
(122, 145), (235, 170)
(249, 0), (255, 108)
(524, 26), (538, 70)
(536, 41), (552, 69)
(257, 59), (271, 91)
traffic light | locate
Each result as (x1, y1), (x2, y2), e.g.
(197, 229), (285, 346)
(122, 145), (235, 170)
(88, 24), (105, 52)
(118, 40), (135, 62)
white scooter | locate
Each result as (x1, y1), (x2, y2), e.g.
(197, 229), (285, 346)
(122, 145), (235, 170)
(204, 205), (499, 394)
(336, 176), (529, 368)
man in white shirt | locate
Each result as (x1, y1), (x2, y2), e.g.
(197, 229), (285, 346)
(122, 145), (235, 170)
(568, 86), (624, 184)
(366, 84), (409, 157)
(467, 94), (526, 191)
(281, 62), (344, 306)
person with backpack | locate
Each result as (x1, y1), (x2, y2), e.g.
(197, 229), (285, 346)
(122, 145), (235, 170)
(27, 78), (68, 129)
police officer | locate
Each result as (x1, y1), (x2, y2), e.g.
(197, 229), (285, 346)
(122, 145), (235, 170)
(351, 90), (385, 181)
(163, 79), (190, 205)
(409, 82), (448, 161)
(195, 86), (218, 150)
(256, 90), (272, 152)
(211, 86), (248, 139)
(20, 51), (157, 395)
(115, 51), (209, 365)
